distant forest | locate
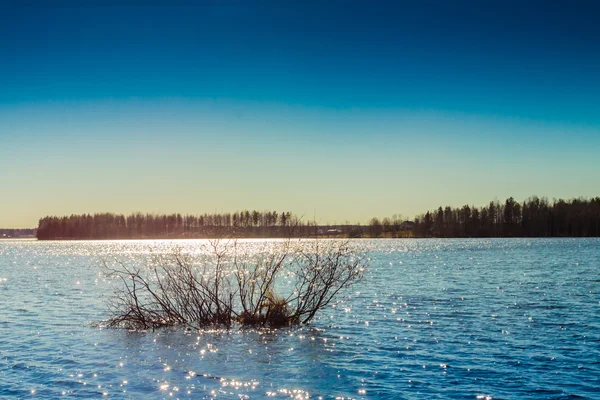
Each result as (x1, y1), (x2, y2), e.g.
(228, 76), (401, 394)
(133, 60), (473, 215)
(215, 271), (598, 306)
(410, 196), (600, 237)
(34, 196), (600, 240)
(36, 210), (316, 240)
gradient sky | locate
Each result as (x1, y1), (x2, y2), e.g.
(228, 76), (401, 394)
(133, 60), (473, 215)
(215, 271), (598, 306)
(1, 1), (599, 228)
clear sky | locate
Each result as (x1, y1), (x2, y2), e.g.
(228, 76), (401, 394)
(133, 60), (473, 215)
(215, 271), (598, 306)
(1, 1), (599, 228)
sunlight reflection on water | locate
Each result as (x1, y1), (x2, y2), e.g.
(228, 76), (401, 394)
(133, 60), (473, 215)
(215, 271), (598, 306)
(0, 238), (599, 398)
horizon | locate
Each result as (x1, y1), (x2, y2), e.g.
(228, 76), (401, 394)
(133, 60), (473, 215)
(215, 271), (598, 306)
(3, 193), (599, 230)
(2, 1), (600, 228)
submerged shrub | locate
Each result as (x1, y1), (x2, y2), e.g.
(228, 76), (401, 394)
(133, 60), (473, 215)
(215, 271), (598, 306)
(103, 239), (366, 330)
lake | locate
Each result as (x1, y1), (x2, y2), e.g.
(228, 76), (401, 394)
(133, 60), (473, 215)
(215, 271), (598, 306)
(0, 238), (598, 399)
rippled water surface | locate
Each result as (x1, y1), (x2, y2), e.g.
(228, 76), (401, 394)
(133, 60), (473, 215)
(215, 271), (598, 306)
(1, 238), (599, 399)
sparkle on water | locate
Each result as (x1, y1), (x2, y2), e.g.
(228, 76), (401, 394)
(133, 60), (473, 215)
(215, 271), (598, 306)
(0, 238), (599, 399)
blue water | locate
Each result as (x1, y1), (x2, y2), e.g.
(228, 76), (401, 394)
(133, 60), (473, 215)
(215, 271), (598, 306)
(0, 238), (599, 399)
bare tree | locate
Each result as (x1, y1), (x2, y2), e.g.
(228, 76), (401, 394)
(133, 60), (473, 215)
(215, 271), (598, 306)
(102, 239), (366, 330)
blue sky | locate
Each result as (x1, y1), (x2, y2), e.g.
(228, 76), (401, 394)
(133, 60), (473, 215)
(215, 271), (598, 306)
(1, 1), (599, 227)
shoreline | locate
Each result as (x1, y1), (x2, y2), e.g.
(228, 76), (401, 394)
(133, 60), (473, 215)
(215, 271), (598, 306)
(32, 235), (599, 241)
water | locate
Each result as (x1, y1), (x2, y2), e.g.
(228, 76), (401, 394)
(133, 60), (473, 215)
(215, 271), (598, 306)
(0, 238), (599, 399)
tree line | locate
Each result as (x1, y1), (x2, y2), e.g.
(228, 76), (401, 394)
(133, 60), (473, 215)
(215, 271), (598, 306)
(34, 195), (600, 240)
(36, 210), (312, 240)
(410, 196), (600, 237)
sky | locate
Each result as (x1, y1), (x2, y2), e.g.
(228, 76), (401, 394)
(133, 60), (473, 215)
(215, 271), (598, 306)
(1, 0), (599, 228)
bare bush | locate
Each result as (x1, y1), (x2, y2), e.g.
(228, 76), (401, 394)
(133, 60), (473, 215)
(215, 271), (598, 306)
(103, 239), (366, 330)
